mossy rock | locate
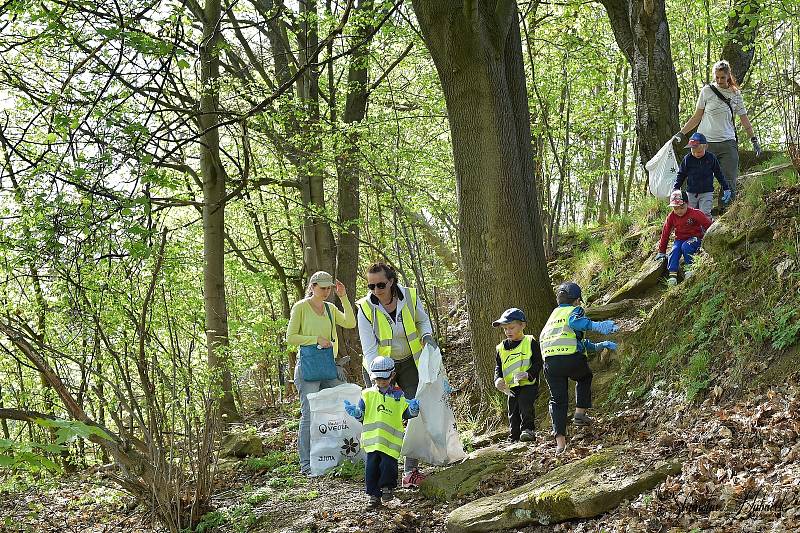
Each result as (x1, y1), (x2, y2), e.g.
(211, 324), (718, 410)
(220, 427), (264, 458)
(703, 218), (772, 259)
(445, 446), (681, 532)
(420, 442), (528, 502)
(606, 256), (666, 303)
(472, 428), (510, 449)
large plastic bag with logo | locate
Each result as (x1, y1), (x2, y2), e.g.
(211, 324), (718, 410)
(646, 139), (679, 199)
(401, 345), (467, 465)
(308, 383), (365, 476)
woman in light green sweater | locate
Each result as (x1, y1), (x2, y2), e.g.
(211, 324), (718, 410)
(286, 270), (356, 475)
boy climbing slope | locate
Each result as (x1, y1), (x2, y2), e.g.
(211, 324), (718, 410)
(673, 132), (731, 217)
(540, 282), (618, 454)
(655, 190), (713, 286)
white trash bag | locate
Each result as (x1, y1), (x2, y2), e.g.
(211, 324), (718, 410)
(402, 345), (467, 465)
(308, 383), (365, 476)
(646, 139), (679, 199)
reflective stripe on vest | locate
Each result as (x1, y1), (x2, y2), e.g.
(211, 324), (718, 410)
(540, 306), (579, 357)
(361, 388), (406, 459)
(358, 287), (423, 369)
(497, 335), (536, 387)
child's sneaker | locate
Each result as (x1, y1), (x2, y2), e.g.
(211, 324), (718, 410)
(666, 276), (678, 287)
(519, 430), (535, 442)
(401, 468), (426, 488)
(367, 495), (382, 509)
(573, 412), (593, 426)
(684, 269), (694, 280)
(381, 487), (394, 502)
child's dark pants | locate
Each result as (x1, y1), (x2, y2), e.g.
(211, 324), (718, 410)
(544, 353), (593, 436)
(365, 450), (398, 497)
(508, 383), (538, 440)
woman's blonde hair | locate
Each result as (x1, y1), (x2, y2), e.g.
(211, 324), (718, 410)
(713, 60), (740, 90)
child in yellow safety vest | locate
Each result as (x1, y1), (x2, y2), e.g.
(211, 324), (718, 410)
(343, 356), (419, 509)
(539, 282), (619, 454)
(492, 308), (542, 443)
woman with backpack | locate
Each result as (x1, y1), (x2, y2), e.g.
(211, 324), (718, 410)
(672, 60), (762, 211)
(286, 271), (356, 475)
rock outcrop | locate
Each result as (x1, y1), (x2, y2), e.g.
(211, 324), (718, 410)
(445, 446), (681, 532)
(420, 443), (528, 502)
(220, 426), (264, 458)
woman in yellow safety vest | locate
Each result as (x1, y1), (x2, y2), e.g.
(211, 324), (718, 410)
(356, 262), (437, 488)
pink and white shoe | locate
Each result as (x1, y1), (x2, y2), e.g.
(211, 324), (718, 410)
(401, 468), (426, 488)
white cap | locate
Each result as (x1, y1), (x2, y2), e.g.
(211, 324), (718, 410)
(369, 356), (395, 379)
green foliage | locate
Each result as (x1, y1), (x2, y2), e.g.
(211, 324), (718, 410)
(245, 487), (271, 505)
(769, 307), (800, 350)
(194, 503), (258, 533)
(605, 167), (800, 407)
(683, 350), (711, 402)
(324, 459), (364, 480)
(0, 440), (61, 472)
(194, 510), (227, 532)
(281, 490), (319, 503)
(267, 476), (298, 489)
(244, 451), (296, 473)
(34, 418), (113, 444)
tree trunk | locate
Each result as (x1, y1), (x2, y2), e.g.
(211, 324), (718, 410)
(411, 1), (554, 395)
(298, 0), (337, 276)
(614, 65), (630, 215)
(625, 138), (639, 213)
(600, 0), (679, 163)
(200, 0), (239, 422)
(335, 0), (374, 379)
(720, 0), (761, 84)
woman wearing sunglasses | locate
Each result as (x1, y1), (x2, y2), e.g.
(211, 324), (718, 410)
(356, 262), (437, 488)
(286, 270), (356, 475)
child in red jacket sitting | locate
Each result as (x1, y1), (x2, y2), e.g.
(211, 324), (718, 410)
(655, 190), (713, 286)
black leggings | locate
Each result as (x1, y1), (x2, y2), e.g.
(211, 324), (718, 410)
(543, 353), (592, 436)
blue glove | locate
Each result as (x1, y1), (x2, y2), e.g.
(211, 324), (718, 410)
(598, 341), (618, 351)
(722, 190), (732, 204)
(442, 377), (453, 394)
(591, 320), (618, 335)
(343, 400), (362, 419)
(405, 398), (420, 416)
(654, 252), (666, 261)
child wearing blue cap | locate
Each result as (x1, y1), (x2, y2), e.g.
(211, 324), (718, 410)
(672, 132), (731, 217)
(492, 308), (542, 442)
(540, 283), (619, 454)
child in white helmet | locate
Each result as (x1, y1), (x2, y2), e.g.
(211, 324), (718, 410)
(344, 356), (419, 509)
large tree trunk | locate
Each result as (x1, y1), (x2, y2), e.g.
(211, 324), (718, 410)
(335, 0), (374, 379)
(614, 65), (630, 215)
(200, 0), (239, 422)
(600, 0), (679, 163)
(298, 0), (337, 275)
(720, 0), (761, 84)
(411, 1), (554, 395)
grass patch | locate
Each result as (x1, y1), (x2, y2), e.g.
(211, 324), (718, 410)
(244, 450), (296, 473)
(325, 459), (364, 480)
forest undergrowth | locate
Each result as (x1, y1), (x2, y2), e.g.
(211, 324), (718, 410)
(1, 162), (799, 532)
